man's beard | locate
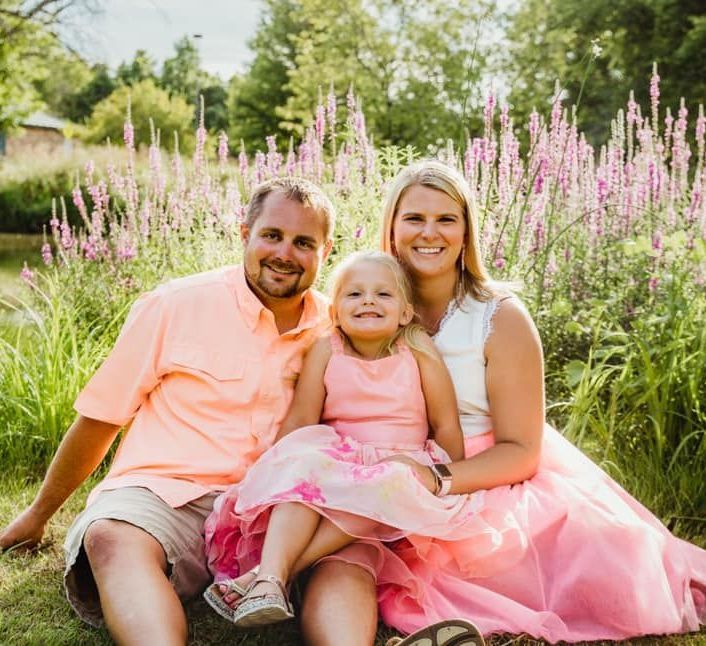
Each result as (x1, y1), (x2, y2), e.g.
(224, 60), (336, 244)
(246, 262), (305, 299)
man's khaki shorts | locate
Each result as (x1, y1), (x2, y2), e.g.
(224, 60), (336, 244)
(63, 486), (217, 627)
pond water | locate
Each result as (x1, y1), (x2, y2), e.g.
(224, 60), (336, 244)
(0, 233), (43, 302)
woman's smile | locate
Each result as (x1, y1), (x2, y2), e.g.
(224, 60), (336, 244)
(392, 185), (466, 280)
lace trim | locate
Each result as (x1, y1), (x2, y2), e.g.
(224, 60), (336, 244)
(431, 300), (459, 339)
(482, 295), (514, 346)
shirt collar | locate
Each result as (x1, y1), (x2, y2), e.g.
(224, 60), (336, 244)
(231, 264), (329, 335)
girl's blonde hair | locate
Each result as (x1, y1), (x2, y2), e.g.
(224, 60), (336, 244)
(380, 159), (500, 302)
(329, 251), (434, 358)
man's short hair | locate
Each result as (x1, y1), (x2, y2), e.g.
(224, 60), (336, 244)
(244, 177), (336, 241)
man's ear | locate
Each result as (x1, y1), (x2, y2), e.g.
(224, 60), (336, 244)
(240, 222), (251, 246)
(322, 238), (333, 261)
(400, 303), (414, 326)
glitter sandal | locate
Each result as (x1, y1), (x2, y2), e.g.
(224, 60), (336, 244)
(231, 573), (294, 628)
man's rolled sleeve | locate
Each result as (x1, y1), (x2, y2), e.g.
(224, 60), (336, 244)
(74, 290), (169, 426)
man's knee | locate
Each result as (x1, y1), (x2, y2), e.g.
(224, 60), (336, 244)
(83, 519), (165, 573)
(301, 561), (377, 645)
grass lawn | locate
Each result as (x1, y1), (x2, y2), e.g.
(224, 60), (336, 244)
(1, 476), (705, 645)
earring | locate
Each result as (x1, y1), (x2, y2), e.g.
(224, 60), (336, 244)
(460, 245), (466, 274)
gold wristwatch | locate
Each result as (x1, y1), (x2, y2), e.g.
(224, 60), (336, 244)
(430, 463), (453, 496)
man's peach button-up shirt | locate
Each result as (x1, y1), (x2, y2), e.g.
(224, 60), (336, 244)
(75, 265), (330, 507)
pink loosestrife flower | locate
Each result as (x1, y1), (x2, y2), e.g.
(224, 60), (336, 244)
(238, 145), (249, 182)
(266, 136), (282, 176)
(20, 262), (34, 284)
(326, 87), (337, 134)
(254, 151), (267, 183)
(315, 103), (326, 144)
(124, 121), (135, 150)
(218, 131), (229, 166)
(41, 243), (53, 265)
(650, 63), (660, 132)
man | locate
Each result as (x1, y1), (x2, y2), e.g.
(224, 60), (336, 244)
(0, 177), (334, 645)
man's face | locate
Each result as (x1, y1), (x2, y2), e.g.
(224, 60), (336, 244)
(241, 192), (332, 301)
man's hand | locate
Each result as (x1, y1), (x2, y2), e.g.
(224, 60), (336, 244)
(377, 455), (436, 493)
(0, 506), (47, 552)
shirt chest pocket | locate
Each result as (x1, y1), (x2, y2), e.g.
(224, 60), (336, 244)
(169, 344), (262, 410)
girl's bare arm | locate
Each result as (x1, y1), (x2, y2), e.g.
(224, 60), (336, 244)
(275, 336), (332, 440)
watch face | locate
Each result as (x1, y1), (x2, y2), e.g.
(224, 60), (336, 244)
(435, 463), (452, 478)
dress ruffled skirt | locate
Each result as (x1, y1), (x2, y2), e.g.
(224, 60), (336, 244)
(204, 424), (488, 582)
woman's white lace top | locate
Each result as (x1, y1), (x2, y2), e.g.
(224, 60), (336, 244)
(433, 295), (501, 438)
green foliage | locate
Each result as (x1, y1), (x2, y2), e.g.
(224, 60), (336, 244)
(227, 0), (302, 150)
(32, 48), (93, 122)
(63, 63), (118, 123)
(0, 154), (76, 233)
(83, 79), (195, 149)
(551, 292), (706, 526)
(161, 36), (203, 100)
(0, 10), (50, 130)
(116, 49), (157, 87)
(503, 0), (706, 143)
(230, 0), (494, 151)
(159, 36), (229, 132)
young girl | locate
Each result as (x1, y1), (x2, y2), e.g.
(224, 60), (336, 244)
(202, 251), (483, 630)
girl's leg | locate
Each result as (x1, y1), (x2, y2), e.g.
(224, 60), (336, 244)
(222, 502), (321, 606)
(291, 517), (357, 576)
(221, 513), (358, 606)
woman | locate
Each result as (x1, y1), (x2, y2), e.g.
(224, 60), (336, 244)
(322, 160), (706, 644)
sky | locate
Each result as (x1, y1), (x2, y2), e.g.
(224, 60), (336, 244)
(66, 0), (263, 80)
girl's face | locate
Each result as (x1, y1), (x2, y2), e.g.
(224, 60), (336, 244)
(392, 184), (466, 282)
(334, 261), (413, 342)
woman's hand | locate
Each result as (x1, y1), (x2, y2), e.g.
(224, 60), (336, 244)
(378, 455), (436, 493)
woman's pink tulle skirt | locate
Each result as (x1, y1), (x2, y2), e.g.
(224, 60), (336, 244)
(325, 427), (706, 643)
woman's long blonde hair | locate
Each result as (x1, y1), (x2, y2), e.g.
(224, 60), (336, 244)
(328, 251), (434, 358)
(380, 159), (498, 302)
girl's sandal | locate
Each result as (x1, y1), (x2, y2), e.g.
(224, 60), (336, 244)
(231, 574), (294, 628)
(385, 619), (485, 646)
(202, 565), (260, 621)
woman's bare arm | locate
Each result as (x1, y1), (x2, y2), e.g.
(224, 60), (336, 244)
(411, 334), (465, 461)
(444, 298), (544, 493)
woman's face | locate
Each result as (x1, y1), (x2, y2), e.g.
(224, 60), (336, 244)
(392, 184), (466, 282)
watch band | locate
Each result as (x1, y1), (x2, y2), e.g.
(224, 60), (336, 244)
(430, 463), (452, 496)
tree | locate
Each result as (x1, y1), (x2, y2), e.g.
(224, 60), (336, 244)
(83, 79), (194, 150)
(64, 63), (117, 122)
(227, 0), (304, 150)
(502, 0), (706, 143)
(231, 0), (495, 152)
(161, 36), (201, 100)
(117, 49), (157, 86)
(34, 48), (93, 120)
(159, 35), (228, 133)
(0, 0), (98, 130)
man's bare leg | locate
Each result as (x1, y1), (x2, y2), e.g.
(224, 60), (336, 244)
(301, 560), (378, 646)
(83, 519), (187, 646)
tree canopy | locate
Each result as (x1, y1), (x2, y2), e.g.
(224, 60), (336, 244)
(229, 0), (495, 151)
(503, 0), (706, 142)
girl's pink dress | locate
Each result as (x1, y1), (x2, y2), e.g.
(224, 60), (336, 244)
(204, 331), (486, 582)
(325, 297), (706, 643)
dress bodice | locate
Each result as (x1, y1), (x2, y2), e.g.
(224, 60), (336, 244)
(433, 296), (500, 438)
(321, 331), (429, 448)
